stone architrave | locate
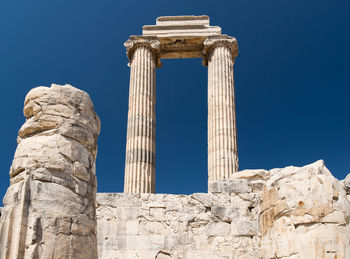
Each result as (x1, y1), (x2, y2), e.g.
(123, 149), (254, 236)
(0, 84), (100, 259)
(124, 37), (161, 193)
(203, 36), (239, 183)
(123, 16), (240, 192)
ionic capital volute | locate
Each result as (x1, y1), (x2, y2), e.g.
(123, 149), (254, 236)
(124, 36), (162, 68)
(202, 36), (239, 66)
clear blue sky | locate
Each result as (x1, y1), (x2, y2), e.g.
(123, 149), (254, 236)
(0, 0), (349, 204)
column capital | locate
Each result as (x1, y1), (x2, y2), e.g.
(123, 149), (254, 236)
(124, 36), (162, 68)
(202, 35), (239, 66)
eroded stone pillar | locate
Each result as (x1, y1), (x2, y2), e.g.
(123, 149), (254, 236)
(124, 37), (161, 193)
(0, 84), (100, 259)
(204, 36), (239, 184)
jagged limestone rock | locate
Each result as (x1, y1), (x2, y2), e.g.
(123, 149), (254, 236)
(260, 160), (350, 259)
(344, 173), (350, 202)
(0, 84), (100, 259)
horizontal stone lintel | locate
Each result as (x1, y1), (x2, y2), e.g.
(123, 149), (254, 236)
(126, 15), (236, 60)
(142, 25), (221, 37)
(156, 15), (210, 26)
(128, 34), (233, 60)
(161, 51), (202, 59)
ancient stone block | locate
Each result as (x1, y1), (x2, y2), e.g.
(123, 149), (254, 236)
(209, 179), (252, 193)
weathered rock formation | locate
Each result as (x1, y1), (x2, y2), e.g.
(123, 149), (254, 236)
(344, 173), (350, 200)
(260, 161), (350, 258)
(97, 161), (350, 259)
(0, 84), (100, 259)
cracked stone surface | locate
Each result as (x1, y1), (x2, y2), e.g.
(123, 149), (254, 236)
(96, 161), (350, 259)
(0, 84), (100, 259)
(96, 190), (260, 259)
(344, 173), (350, 200)
(260, 160), (350, 259)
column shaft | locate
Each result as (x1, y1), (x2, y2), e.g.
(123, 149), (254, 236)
(208, 45), (238, 183)
(124, 46), (156, 193)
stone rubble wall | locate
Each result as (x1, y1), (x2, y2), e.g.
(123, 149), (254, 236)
(96, 169), (266, 259)
(97, 161), (350, 259)
(0, 84), (100, 259)
(96, 191), (260, 259)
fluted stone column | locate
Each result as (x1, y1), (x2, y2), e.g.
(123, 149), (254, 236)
(124, 37), (161, 193)
(203, 36), (239, 184)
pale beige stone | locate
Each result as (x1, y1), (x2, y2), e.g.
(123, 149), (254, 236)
(209, 179), (251, 193)
(344, 173), (350, 195)
(205, 36), (239, 184)
(96, 185), (260, 258)
(97, 161), (349, 259)
(142, 16), (221, 59)
(124, 16), (240, 192)
(124, 39), (158, 193)
(260, 160), (350, 259)
(0, 84), (100, 259)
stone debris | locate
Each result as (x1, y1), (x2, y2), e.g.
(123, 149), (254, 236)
(0, 84), (100, 259)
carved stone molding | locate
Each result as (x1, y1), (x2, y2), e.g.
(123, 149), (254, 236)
(202, 36), (239, 66)
(124, 36), (162, 68)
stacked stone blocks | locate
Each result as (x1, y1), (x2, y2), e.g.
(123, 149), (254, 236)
(97, 161), (350, 259)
